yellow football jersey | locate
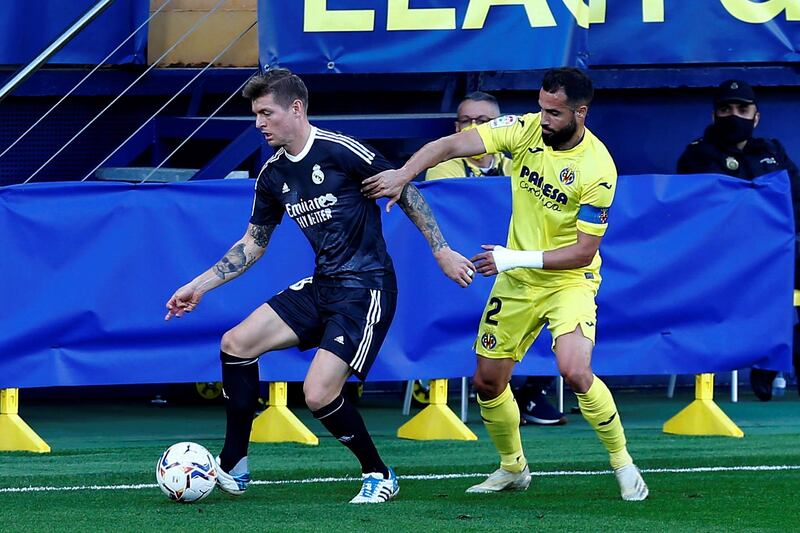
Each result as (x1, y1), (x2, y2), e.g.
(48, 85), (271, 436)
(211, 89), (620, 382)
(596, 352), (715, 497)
(476, 112), (617, 286)
(425, 153), (513, 180)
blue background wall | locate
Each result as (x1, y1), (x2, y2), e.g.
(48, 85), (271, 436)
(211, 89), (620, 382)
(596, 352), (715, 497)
(2, 74), (797, 185)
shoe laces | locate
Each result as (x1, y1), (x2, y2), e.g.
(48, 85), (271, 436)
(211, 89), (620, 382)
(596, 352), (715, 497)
(358, 473), (383, 497)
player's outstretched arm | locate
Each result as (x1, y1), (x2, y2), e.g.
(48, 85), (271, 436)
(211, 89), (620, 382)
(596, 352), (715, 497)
(164, 223), (275, 320)
(396, 183), (475, 288)
(471, 231), (602, 276)
(362, 128), (487, 211)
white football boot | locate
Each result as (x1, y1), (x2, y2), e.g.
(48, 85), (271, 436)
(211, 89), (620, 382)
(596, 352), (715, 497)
(466, 465), (532, 493)
(214, 456), (251, 495)
(349, 467), (399, 504)
(614, 463), (649, 501)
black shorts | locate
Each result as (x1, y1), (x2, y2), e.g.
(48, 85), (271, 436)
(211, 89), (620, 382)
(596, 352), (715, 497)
(267, 277), (397, 381)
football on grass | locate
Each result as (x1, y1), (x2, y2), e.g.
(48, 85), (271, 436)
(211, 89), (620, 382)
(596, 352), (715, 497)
(155, 442), (217, 502)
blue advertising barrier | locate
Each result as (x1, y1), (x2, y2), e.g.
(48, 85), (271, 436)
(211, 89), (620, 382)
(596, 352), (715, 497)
(0, 0), (147, 66)
(0, 172), (793, 388)
(591, 2), (800, 65)
(260, 1), (800, 73)
(261, 0), (588, 72)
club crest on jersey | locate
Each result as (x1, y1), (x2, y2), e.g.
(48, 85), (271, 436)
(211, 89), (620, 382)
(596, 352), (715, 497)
(311, 163), (325, 185)
(489, 115), (518, 129)
(599, 208), (609, 224)
(559, 166), (576, 186)
(480, 333), (497, 350)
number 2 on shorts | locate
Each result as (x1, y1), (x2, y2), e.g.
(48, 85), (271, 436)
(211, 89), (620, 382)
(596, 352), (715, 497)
(484, 297), (502, 326)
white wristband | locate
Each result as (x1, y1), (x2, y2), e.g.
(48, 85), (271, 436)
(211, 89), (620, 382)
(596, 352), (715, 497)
(491, 245), (544, 272)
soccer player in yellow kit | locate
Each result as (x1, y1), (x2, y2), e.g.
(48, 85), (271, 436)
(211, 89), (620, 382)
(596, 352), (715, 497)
(362, 68), (648, 501)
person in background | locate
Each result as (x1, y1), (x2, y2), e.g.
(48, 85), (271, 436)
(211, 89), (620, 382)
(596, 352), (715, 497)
(426, 92), (513, 180)
(677, 79), (800, 400)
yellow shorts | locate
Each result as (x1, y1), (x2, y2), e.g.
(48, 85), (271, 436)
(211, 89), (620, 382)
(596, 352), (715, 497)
(474, 272), (599, 361)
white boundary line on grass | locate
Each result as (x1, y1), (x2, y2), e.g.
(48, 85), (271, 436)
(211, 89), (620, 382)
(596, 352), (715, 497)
(1, 465), (798, 494)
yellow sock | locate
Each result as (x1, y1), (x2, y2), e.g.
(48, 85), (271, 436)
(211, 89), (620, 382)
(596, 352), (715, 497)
(477, 384), (526, 473)
(575, 375), (633, 470)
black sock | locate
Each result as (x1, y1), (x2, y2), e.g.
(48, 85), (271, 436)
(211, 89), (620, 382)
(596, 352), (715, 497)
(218, 350), (260, 472)
(312, 395), (388, 478)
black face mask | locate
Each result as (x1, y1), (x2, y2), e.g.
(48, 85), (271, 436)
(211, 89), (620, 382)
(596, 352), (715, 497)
(713, 115), (755, 145)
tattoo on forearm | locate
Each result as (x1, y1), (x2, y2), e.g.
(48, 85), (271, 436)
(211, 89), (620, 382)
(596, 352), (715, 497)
(212, 243), (254, 280)
(397, 183), (448, 253)
(249, 223), (275, 248)
(211, 225), (274, 281)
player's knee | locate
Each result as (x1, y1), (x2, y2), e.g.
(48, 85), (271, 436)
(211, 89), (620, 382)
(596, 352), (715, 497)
(303, 382), (334, 411)
(559, 364), (593, 394)
(472, 371), (506, 400)
(221, 328), (250, 358)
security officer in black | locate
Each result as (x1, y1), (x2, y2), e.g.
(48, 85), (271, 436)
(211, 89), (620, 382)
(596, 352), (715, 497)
(678, 79), (800, 400)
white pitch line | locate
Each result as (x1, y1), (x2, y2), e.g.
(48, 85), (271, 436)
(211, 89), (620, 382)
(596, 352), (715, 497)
(1, 465), (798, 494)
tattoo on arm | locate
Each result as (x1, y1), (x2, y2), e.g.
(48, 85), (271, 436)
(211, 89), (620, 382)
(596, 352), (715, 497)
(213, 243), (248, 279)
(249, 223), (275, 248)
(397, 183), (448, 253)
(212, 224), (274, 280)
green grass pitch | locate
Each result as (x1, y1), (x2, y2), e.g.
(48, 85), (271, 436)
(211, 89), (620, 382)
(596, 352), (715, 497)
(1, 388), (798, 532)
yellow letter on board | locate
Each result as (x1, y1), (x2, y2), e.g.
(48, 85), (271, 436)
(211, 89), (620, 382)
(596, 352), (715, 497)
(387, 0), (457, 30)
(720, 0), (799, 23)
(463, 0), (557, 29)
(642, 0), (665, 22)
(304, 0), (375, 32)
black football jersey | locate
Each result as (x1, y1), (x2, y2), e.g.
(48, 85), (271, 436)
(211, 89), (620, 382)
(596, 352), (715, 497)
(250, 127), (397, 291)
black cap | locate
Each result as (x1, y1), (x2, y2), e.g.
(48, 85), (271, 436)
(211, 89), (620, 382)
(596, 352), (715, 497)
(714, 79), (756, 106)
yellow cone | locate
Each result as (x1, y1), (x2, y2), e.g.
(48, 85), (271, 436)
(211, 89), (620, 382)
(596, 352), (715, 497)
(0, 389), (50, 453)
(397, 379), (477, 441)
(250, 382), (318, 445)
(663, 374), (744, 438)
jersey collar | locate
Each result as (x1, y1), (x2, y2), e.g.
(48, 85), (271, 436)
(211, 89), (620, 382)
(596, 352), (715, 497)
(285, 126), (317, 163)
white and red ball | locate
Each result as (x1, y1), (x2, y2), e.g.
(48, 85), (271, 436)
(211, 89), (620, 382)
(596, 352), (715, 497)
(155, 442), (217, 503)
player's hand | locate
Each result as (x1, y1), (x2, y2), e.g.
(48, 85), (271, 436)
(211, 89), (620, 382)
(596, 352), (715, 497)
(361, 169), (408, 212)
(165, 283), (203, 320)
(470, 244), (499, 277)
(434, 247), (475, 288)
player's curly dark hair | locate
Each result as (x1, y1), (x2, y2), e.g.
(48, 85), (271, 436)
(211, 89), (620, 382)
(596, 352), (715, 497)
(242, 68), (309, 111)
(542, 68), (594, 107)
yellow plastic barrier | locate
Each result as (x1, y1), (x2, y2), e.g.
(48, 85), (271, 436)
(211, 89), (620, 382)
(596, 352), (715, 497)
(663, 374), (744, 437)
(250, 382), (318, 445)
(0, 388), (51, 453)
(397, 378), (477, 441)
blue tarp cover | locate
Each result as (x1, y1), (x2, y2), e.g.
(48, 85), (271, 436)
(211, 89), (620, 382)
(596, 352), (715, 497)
(0, 172), (793, 387)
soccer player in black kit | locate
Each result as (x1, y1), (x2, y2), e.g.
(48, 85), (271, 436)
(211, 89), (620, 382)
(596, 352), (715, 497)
(165, 69), (475, 503)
